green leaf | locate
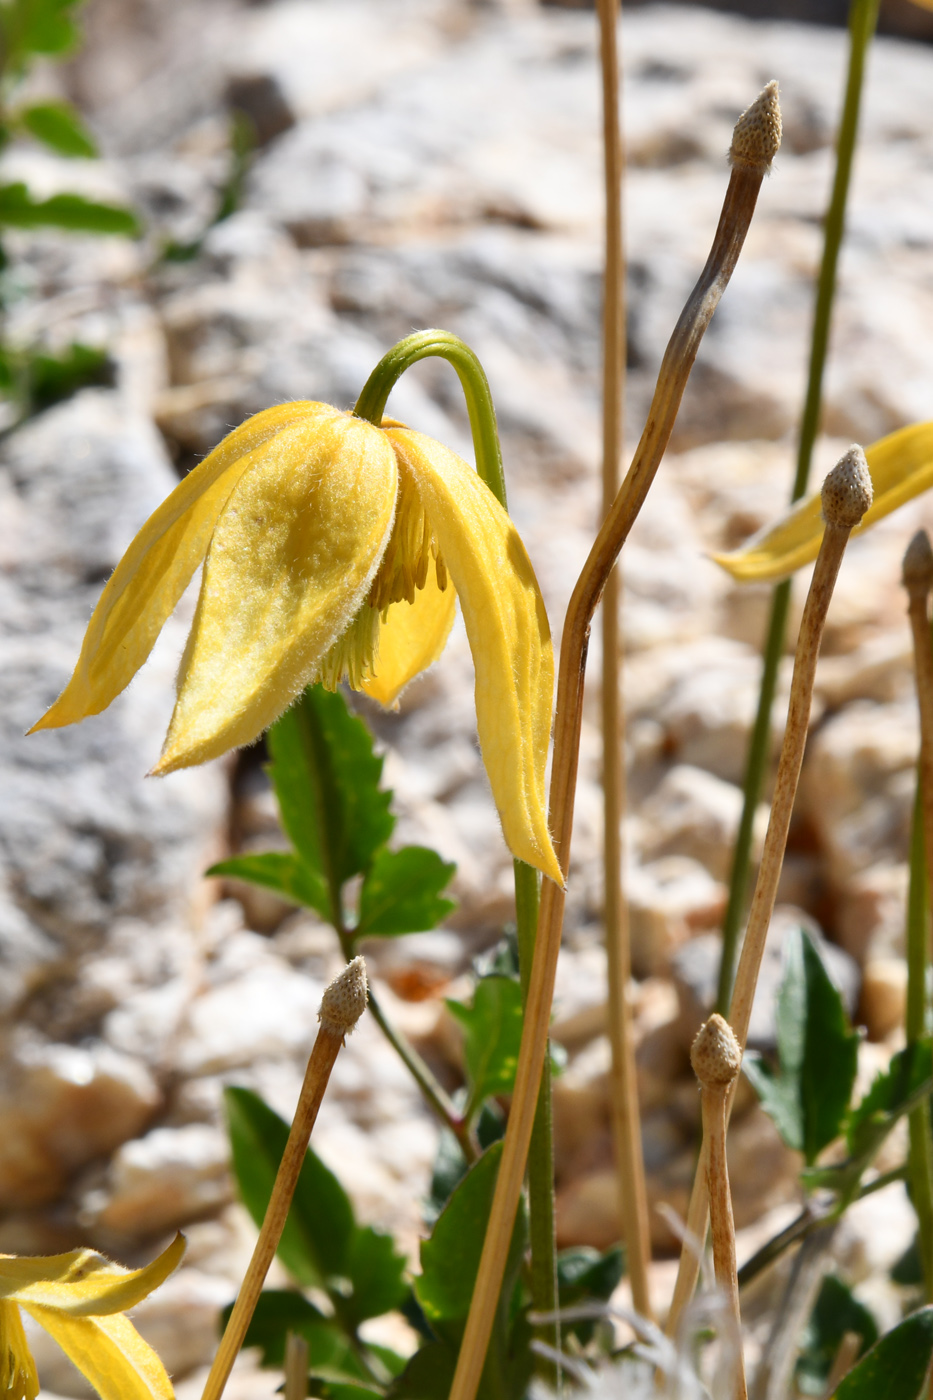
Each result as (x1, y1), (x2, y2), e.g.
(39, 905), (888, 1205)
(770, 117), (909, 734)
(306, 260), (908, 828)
(344, 1226), (408, 1326)
(224, 1087), (355, 1288)
(426, 1105), (505, 1225)
(25, 342), (111, 412)
(207, 851), (330, 922)
(832, 1307), (933, 1400)
(416, 1142), (526, 1334)
(847, 1042), (933, 1160)
(219, 1290), (332, 1369)
(0, 183), (139, 234)
(268, 686), (394, 917)
(447, 976), (523, 1115)
(556, 1246), (625, 1346)
(2, 0), (81, 60)
(387, 1344), (456, 1400)
(744, 928), (859, 1163)
(355, 846), (456, 939)
(797, 1275), (878, 1396)
(20, 102), (97, 157)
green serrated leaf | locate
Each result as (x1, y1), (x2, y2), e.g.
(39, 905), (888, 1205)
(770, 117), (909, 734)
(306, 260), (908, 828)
(797, 1275), (878, 1396)
(355, 846), (456, 939)
(0, 183), (139, 234)
(447, 976), (523, 1115)
(224, 1086), (355, 1288)
(745, 928), (859, 1164)
(268, 686), (394, 918)
(847, 1042), (933, 1160)
(20, 102), (97, 157)
(387, 1343), (455, 1400)
(207, 850), (330, 922)
(344, 1225), (408, 1326)
(832, 1307), (933, 1400)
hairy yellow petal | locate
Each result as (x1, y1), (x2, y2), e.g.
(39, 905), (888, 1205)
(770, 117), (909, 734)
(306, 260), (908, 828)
(386, 428), (561, 885)
(362, 557), (457, 708)
(0, 1301), (38, 1400)
(22, 1307), (174, 1400)
(0, 1234), (184, 1316)
(155, 413), (397, 772)
(713, 421), (933, 582)
(31, 402), (332, 732)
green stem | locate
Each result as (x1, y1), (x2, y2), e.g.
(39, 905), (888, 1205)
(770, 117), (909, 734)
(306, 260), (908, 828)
(906, 777), (933, 1298)
(515, 860), (560, 1383)
(715, 0), (880, 1011)
(353, 330), (506, 506)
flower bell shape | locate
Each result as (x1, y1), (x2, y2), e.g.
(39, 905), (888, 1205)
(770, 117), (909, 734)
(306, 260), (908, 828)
(0, 1232), (184, 1400)
(32, 403), (561, 885)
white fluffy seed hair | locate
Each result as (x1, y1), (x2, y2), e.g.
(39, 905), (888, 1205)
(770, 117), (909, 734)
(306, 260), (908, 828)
(690, 1013), (742, 1089)
(319, 956), (368, 1036)
(821, 444), (873, 530)
(729, 80), (782, 171)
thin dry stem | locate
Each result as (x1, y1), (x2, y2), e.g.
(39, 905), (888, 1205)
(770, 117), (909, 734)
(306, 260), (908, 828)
(820, 1330), (861, 1400)
(200, 959), (367, 1400)
(692, 1016), (746, 1400)
(447, 85), (780, 1400)
(668, 450), (872, 1337)
(284, 1333), (309, 1400)
(595, 0), (653, 1323)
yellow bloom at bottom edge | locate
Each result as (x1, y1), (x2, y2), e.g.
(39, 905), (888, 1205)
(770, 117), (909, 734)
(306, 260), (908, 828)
(30, 402), (561, 886)
(0, 1233), (185, 1400)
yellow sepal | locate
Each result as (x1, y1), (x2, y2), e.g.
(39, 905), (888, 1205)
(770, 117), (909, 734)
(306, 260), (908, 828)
(22, 1306), (175, 1400)
(0, 1233), (185, 1316)
(362, 557), (457, 708)
(0, 1299), (38, 1400)
(31, 402), (331, 732)
(155, 411), (398, 772)
(713, 420), (933, 583)
(386, 428), (561, 886)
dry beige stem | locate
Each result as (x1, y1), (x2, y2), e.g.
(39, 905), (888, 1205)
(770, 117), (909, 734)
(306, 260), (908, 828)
(595, 0), (653, 1323)
(200, 958), (368, 1400)
(691, 1015), (746, 1400)
(820, 1330), (861, 1400)
(668, 447), (873, 1337)
(284, 1332), (309, 1400)
(447, 82), (782, 1400)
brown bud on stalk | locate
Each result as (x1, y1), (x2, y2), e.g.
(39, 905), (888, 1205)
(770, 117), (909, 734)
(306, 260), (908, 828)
(730, 80), (782, 172)
(201, 959), (368, 1400)
(669, 449), (873, 1340)
(691, 1015), (747, 1400)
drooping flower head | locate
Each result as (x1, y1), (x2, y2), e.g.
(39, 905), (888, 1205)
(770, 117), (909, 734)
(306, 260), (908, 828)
(0, 1233), (184, 1400)
(32, 403), (561, 885)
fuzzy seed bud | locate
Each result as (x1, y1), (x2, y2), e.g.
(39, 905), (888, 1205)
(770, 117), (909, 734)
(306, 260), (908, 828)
(319, 956), (368, 1037)
(821, 445), (873, 531)
(729, 80), (782, 171)
(903, 529), (933, 596)
(691, 1013), (742, 1089)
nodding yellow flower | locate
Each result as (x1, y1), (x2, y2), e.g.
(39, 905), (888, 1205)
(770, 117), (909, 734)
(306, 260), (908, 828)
(31, 403), (561, 886)
(0, 1233), (184, 1400)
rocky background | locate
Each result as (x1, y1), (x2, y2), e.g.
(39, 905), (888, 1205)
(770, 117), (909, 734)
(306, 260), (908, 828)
(3, 0), (933, 1392)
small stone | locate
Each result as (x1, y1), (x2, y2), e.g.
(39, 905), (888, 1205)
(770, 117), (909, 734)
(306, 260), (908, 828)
(79, 1124), (232, 1241)
(860, 959), (908, 1042)
(638, 764), (766, 881)
(626, 856), (726, 978)
(837, 863), (909, 963)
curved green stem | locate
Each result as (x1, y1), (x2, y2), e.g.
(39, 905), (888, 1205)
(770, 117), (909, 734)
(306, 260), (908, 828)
(715, 0), (880, 1011)
(906, 773), (933, 1298)
(354, 330), (507, 506)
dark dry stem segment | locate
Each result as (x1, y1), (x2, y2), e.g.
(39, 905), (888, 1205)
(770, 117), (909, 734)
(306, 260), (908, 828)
(691, 1016), (746, 1400)
(668, 449), (873, 1338)
(595, 0), (653, 1324)
(447, 83), (781, 1400)
(284, 1333), (309, 1400)
(903, 528), (933, 1300)
(200, 959), (368, 1400)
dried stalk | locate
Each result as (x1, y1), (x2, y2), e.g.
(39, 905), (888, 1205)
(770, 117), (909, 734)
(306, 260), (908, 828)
(752, 1223), (839, 1400)
(200, 958), (368, 1400)
(690, 1015), (746, 1400)
(668, 448), (874, 1337)
(595, 0), (653, 1322)
(447, 82), (782, 1400)
(284, 1333), (309, 1400)
(820, 1330), (861, 1399)
(903, 529), (933, 1300)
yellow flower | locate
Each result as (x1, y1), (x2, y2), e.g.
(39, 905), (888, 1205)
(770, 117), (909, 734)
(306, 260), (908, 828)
(713, 420), (933, 583)
(31, 402), (560, 885)
(0, 1232), (184, 1400)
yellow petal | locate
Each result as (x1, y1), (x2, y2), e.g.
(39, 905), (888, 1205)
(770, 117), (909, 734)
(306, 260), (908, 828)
(362, 556), (457, 707)
(386, 428), (561, 885)
(31, 402), (332, 732)
(0, 1234), (185, 1316)
(22, 1307), (174, 1400)
(713, 421), (933, 583)
(0, 1301), (38, 1400)
(155, 412), (398, 772)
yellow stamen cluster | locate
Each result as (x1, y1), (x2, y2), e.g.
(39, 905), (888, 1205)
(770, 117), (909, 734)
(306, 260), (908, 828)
(370, 464), (448, 612)
(0, 1300), (38, 1400)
